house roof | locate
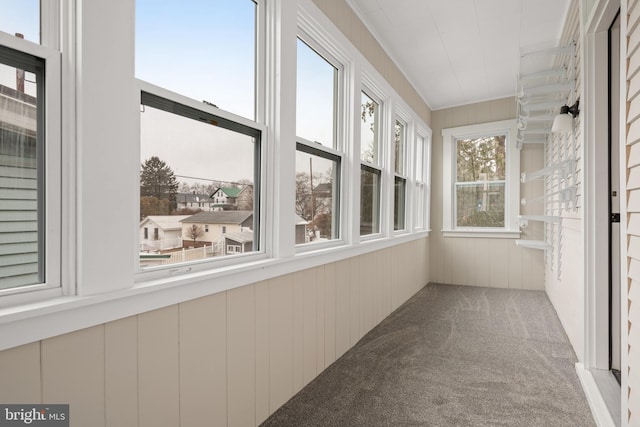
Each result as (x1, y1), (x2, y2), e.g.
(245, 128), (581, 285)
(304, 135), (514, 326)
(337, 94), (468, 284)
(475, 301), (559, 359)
(212, 187), (242, 198)
(140, 215), (190, 230)
(314, 183), (332, 193)
(182, 210), (253, 225)
(224, 231), (254, 244)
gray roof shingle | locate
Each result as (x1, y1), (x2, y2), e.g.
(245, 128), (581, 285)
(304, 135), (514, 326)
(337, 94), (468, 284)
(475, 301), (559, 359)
(181, 210), (253, 224)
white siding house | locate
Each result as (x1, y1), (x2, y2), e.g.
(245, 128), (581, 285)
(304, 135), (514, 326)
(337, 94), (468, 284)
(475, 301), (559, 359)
(175, 193), (215, 212)
(139, 215), (189, 252)
(0, 85), (38, 289)
(210, 187), (243, 211)
(180, 211), (253, 254)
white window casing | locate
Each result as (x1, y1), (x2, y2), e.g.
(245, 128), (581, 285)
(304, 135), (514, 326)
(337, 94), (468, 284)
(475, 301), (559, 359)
(414, 125), (432, 232)
(442, 119), (520, 238)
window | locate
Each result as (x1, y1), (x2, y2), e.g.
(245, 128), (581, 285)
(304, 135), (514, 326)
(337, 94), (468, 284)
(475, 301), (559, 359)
(295, 36), (342, 245)
(360, 89), (382, 236)
(442, 120), (520, 237)
(136, 0), (257, 120)
(394, 119), (407, 231)
(144, 227), (148, 239)
(296, 146), (340, 243)
(136, 0), (263, 271)
(296, 38), (337, 149)
(361, 91), (379, 164)
(0, 47), (44, 290)
(139, 91), (262, 268)
(360, 165), (381, 235)
(153, 227), (159, 241)
(0, 30), (61, 297)
(414, 131), (430, 230)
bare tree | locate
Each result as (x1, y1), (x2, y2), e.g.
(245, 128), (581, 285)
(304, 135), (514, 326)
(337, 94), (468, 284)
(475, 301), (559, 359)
(184, 224), (204, 247)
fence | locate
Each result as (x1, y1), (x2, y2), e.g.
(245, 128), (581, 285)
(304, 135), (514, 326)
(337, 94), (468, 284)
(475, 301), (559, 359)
(140, 237), (182, 252)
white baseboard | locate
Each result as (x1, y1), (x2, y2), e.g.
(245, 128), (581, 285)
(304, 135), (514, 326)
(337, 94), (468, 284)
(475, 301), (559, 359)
(575, 363), (617, 426)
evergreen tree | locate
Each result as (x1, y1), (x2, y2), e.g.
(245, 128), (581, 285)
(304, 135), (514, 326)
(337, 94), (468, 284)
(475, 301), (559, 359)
(140, 156), (179, 214)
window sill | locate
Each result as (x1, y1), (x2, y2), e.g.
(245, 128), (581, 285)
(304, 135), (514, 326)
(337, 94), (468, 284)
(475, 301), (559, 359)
(442, 229), (521, 239)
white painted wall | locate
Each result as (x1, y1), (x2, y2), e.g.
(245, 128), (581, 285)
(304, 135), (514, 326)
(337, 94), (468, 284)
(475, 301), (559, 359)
(542, 0), (586, 363)
(0, 240), (429, 427)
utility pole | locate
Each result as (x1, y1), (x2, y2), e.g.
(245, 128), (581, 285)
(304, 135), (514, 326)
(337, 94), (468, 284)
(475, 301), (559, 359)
(309, 157), (315, 237)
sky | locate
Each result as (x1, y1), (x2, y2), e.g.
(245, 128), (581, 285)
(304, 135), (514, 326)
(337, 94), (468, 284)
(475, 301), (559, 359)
(296, 38), (335, 148)
(136, 0), (256, 120)
(140, 105), (255, 186)
(137, 0), (258, 187)
(0, 0), (40, 96)
(0, 0), (338, 188)
(0, 0), (39, 44)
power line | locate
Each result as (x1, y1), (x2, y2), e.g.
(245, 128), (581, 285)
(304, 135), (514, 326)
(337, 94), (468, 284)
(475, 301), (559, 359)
(174, 174), (253, 188)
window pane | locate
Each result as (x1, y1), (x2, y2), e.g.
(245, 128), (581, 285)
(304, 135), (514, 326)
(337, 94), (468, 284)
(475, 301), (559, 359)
(136, 0), (256, 120)
(361, 91), (379, 164)
(394, 120), (405, 174)
(394, 176), (406, 231)
(415, 183), (425, 229)
(0, 0), (40, 44)
(296, 38), (337, 148)
(416, 134), (425, 181)
(360, 166), (380, 235)
(139, 98), (260, 268)
(456, 135), (506, 182)
(456, 182), (505, 227)
(295, 148), (339, 243)
(0, 47), (44, 289)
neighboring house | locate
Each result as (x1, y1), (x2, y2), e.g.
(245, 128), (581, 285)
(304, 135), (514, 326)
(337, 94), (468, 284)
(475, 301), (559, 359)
(210, 187), (243, 210)
(312, 182), (334, 215)
(139, 215), (189, 252)
(295, 215), (309, 244)
(313, 182), (333, 198)
(180, 210), (254, 253)
(176, 192), (215, 212)
(0, 84), (38, 285)
(236, 185), (254, 211)
(223, 231), (254, 255)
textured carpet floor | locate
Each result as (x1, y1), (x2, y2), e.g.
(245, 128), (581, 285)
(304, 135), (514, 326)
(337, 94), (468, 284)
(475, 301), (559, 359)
(261, 283), (595, 427)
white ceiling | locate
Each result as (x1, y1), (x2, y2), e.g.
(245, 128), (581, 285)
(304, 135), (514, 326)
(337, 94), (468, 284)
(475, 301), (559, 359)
(347, 0), (572, 111)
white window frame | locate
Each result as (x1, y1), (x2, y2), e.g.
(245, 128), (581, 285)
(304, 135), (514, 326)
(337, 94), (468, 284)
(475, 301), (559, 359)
(294, 23), (350, 252)
(133, 0), (267, 280)
(414, 126), (432, 232)
(0, 20), (63, 306)
(135, 80), (268, 281)
(393, 114), (410, 233)
(359, 77), (386, 240)
(442, 119), (520, 238)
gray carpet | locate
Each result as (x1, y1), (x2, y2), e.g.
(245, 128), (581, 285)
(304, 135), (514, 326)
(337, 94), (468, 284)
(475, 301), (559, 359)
(261, 283), (595, 427)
